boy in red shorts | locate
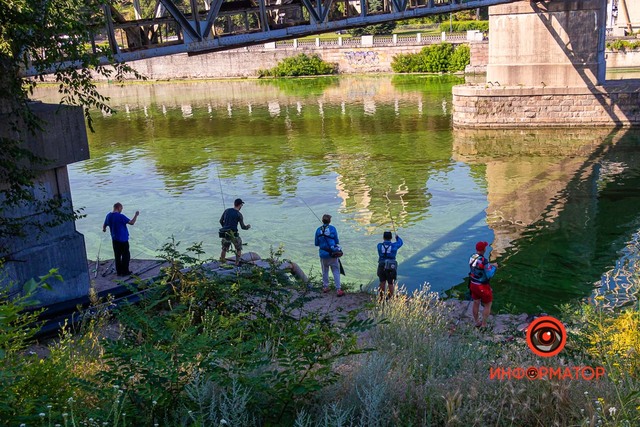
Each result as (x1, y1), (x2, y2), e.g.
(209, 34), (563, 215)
(469, 241), (497, 328)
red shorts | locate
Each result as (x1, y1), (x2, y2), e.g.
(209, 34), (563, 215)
(470, 283), (493, 304)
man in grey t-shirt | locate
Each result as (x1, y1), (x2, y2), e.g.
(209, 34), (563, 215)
(219, 198), (251, 265)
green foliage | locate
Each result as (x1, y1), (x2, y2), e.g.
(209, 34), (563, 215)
(9, 241), (372, 425)
(258, 54), (337, 77)
(391, 43), (469, 73)
(439, 20), (489, 33)
(448, 43), (471, 72)
(607, 39), (640, 51)
(347, 0), (396, 36)
(0, 0), (143, 253)
(0, 268), (65, 423)
(257, 76), (340, 97)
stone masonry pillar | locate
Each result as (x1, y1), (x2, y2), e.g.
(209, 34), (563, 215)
(487, 0), (606, 87)
(452, 0), (640, 128)
(0, 103), (90, 306)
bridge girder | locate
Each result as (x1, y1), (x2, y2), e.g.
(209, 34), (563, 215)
(25, 0), (517, 75)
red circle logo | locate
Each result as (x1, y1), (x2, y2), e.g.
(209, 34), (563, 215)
(526, 316), (566, 357)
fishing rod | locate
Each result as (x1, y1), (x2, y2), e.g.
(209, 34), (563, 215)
(300, 197), (322, 223)
(384, 189), (397, 234)
(216, 165), (226, 210)
(94, 235), (104, 279)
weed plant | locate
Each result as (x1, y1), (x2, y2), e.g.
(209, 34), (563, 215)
(1, 252), (639, 425)
(391, 43), (470, 73)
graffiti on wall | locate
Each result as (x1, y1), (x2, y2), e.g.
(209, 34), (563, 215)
(344, 51), (379, 66)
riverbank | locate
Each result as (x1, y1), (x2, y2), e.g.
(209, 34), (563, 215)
(86, 255), (535, 342)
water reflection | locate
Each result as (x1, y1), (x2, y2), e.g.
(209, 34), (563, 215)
(33, 75), (640, 313)
(452, 128), (640, 312)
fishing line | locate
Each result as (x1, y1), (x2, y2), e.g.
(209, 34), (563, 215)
(384, 189), (397, 234)
(94, 234), (105, 278)
(299, 196), (322, 223)
(216, 165), (226, 210)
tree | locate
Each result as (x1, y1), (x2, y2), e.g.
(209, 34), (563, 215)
(0, 0), (141, 254)
(347, 0), (396, 36)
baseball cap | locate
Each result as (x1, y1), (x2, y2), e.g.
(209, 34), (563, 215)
(234, 198), (244, 206)
(476, 241), (489, 251)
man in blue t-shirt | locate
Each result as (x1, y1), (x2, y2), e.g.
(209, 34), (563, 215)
(103, 202), (139, 276)
(377, 231), (403, 300)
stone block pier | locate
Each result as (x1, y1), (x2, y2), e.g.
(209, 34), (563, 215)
(453, 0), (640, 128)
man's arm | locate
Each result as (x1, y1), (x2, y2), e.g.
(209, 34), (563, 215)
(128, 211), (140, 225)
(103, 213), (109, 232)
(238, 212), (251, 230)
(395, 235), (403, 248)
(333, 226), (339, 245)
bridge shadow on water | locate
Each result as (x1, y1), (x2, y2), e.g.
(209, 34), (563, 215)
(446, 127), (640, 315)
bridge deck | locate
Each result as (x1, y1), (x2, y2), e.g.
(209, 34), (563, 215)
(30, 0), (517, 74)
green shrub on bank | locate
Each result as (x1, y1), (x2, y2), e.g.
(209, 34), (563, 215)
(258, 53), (337, 77)
(2, 250), (639, 426)
(440, 20), (488, 33)
(391, 43), (470, 73)
(607, 39), (640, 51)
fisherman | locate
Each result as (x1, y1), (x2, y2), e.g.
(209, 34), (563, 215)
(219, 198), (251, 266)
(103, 202), (139, 276)
(377, 231), (403, 300)
(314, 214), (344, 297)
(469, 241), (497, 328)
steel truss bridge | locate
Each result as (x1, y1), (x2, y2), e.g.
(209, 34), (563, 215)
(101, 0), (518, 62)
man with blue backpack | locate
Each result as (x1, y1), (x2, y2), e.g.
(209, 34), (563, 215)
(315, 214), (344, 297)
(377, 231), (403, 300)
(469, 241), (498, 328)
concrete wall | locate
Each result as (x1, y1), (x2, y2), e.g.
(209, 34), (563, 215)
(468, 40), (640, 72)
(0, 104), (90, 306)
(487, 0), (607, 87)
(452, 80), (640, 128)
(89, 44), (447, 80)
(606, 49), (640, 68)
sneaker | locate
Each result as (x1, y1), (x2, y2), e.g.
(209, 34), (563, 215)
(322, 287), (329, 293)
(336, 289), (345, 297)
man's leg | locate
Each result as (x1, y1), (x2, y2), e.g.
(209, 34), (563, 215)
(320, 258), (330, 290)
(388, 280), (395, 298)
(330, 259), (341, 290)
(113, 240), (124, 275)
(220, 239), (230, 263)
(472, 299), (482, 326)
(481, 301), (492, 327)
(122, 241), (131, 274)
(378, 282), (386, 301)
(234, 237), (243, 266)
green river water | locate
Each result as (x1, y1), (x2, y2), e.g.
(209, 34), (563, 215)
(34, 74), (640, 313)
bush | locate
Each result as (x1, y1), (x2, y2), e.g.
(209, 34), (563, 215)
(391, 43), (470, 73)
(439, 20), (489, 33)
(258, 54), (337, 77)
(347, 0), (396, 36)
(448, 43), (470, 72)
(606, 39), (640, 51)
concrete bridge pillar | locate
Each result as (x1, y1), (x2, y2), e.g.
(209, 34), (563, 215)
(453, 0), (640, 128)
(0, 104), (90, 306)
(487, 0), (606, 88)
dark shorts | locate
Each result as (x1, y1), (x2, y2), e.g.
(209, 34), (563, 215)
(470, 283), (493, 304)
(377, 263), (397, 282)
(222, 234), (243, 251)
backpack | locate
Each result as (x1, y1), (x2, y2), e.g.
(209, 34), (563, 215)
(321, 226), (343, 257)
(381, 242), (397, 271)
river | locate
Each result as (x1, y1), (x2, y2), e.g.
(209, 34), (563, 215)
(33, 74), (640, 313)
